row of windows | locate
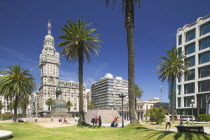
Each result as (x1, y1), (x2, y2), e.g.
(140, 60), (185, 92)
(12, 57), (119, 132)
(178, 21), (210, 45)
(177, 96), (195, 107)
(178, 79), (210, 94)
(185, 51), (210, 67)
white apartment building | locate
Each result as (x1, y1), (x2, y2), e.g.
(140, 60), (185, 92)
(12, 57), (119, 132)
(176, 14), (210, 117)
(37, 21), (87, 115)
(91, 73), (129, 109)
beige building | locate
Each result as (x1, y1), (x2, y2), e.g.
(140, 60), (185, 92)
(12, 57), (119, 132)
(118, 97), (165, 120)
(37, 21), (87, 115)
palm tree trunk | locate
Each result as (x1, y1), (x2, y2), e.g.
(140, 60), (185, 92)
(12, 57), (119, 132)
(23, 105), (27, 118)
(78, 48), (85, 122)
(126, 0), (139, 124)
(13, 96), (18, 122)
(171, 76), (175, 121)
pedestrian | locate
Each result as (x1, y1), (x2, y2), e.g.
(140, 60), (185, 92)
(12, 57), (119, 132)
(58, 116), (62, 122)
(99, 116), (102, 126)
(63, 117), (67, 123)
(165, 113), (171, 130)
(113, 117), (117, 127)
(74, 116), (78, 124)
(95, 116), (99, 126)
(35, 116), (38, 122)
(178, 121), (184, 127)
(186, 117), (190, 125)
(91, 118), (95, 126)
(51, 116), (54, 122)
(115, 117), (119, 127)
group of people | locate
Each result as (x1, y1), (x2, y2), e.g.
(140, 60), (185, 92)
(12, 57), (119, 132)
(110, 117), (119, 127)
(91, 116), (102, 126)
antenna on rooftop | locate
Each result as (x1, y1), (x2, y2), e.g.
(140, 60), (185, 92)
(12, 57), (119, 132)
(48, 19), (51, 35)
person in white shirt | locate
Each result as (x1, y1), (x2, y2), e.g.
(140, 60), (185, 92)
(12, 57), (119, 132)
(165, 113), (171, 130)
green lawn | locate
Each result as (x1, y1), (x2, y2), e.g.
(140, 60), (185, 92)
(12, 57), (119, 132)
(0, 123), (210, 140)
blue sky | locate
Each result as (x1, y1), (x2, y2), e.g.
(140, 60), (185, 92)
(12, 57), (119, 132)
(0, 0), (210, 102)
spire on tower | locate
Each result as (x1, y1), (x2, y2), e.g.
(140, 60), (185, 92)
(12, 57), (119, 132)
(48, 19), (51, 35)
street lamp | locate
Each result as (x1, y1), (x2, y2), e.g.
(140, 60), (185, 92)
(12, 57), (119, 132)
(118, 93), (126, 128)
(160, 86), (162, 108)
(191, 99), (194, 124)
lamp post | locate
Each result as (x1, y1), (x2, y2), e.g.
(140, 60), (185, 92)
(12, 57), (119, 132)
(191, 99), (194, 124)
(160, 86), (162, 108)
(118, 93), (126, 128)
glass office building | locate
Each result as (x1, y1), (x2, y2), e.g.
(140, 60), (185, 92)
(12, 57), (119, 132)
(176, 15), (210, 117)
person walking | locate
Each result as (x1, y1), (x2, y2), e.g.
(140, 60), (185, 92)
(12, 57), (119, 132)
(165, 113), (171, 131)
(95, 116), (99, 126)
(99, 116), (102, 126)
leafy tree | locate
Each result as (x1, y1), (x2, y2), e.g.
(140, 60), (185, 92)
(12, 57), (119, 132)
(87, 101), (95, 110)
(0, 101), (4, 114)
(157, 48), (188, 121)
(66, 100), (73, 112)
(0, 65), (36, 122)
(145, 107), (167, 124)
(134, 84), (143, 110)
(105, 0), (140, 124)
(20, 96), (30, 117)
(58, 19), (101, 122)
(46, 98), (53, 112)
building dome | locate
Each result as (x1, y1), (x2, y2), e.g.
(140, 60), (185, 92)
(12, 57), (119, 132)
(45, 34), (54, 40)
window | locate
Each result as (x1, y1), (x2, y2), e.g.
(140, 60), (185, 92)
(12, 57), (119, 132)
(199, 51), (210, 64)
(178, 75), (182, 83)
(185, 56), (195, 67)
(186, 29), (195, 42)
(200, 21), (210, 36)
(178, 97), (181, 107)
(185, 43), (195, 55)
(184, 83), (195, 94)
(178, 35), (182, 45)
(184, 96), (194, 107)
(199, 36), (210, 50)
(199, 65), (210, 78)
(178, 85), (181, 95)
(198, 80), (210, 92)
(185, 69), (195, 81)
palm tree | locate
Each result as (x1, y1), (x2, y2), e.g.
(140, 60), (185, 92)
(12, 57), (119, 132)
(157, 48), (188, 121)
(66, 100), (73, 112)
(134, 84), (143, 110)
(20, 96), (30, 118)
(58, 19), (101, 122)
(46, 98), (53, 112)
(87, 101), (95, 110)
(0, 101), (4, 114)
(0, 65), (36, 122)
(105, 0), (140, 124)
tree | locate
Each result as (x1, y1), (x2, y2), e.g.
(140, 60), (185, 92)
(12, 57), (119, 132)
(58, 19), (101, 122)
(20, 96), (30, 117)
(105, 0), (140, 124)
(46, 98), (53, 112)
(145, 107), (167, 124)
(0, 101), (4, 114)
(8, 100), (14, 112)
(87, 101), (95, 110)
(134, 84), (143, 110)
(66, 100), (73, 112)
(0, 65), (36, 122)
(157, 48), (188, 121)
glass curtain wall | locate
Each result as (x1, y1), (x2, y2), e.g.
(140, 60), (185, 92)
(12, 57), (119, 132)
(185, 69), (195, 81)
(200, 21), (210, 36)
(198, 80), (210, 92)
(184, 83), (195, 94)
(186, 29), (195, 42)
(185, 56), (195, 67)
(185, 43), (195, 55)
(199, 65), (210, 78)
(199, 51), (210, 64)
(184, 96), (195, 107)
(199, 36), (210, 50)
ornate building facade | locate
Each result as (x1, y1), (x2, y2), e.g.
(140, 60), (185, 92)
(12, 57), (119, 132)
(37, 21), (87, 114)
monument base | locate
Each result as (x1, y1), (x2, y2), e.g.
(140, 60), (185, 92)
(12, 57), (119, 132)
(50, 99), (71, 118)
(85, 110), (121, 124)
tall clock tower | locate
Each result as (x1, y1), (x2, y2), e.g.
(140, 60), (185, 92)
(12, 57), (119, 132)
(38, 20), (61, 111)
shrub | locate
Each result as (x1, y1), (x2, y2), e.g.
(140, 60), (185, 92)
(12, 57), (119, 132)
(198, 114), (210, 122)
(145, 107), (167, 124)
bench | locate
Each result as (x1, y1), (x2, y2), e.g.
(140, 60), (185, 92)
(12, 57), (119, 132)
(175, 126), (206, 134)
